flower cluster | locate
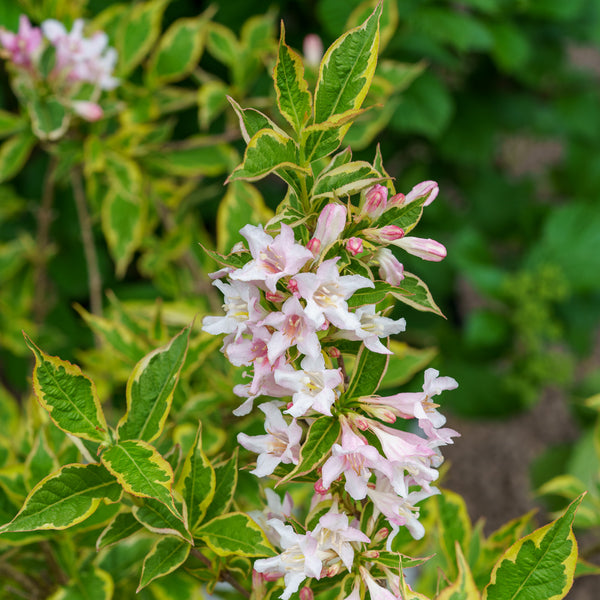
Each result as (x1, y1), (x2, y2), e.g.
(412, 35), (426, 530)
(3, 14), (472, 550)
(203, 181), (458, 599)
(0, 15), (117, 125)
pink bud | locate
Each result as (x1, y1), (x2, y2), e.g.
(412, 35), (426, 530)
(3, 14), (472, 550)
(265, 290), (286, 303)
(314, 478), (328, 494)
(287, 278), (299, 294)
(323, 563), (343, 578)
(307, 237), (321, 256)
(300, 587), (314, 600)
(389, 192), (405, 207)
(364, 225), (404, 244)
(71, 100), (104, 122)
(303, 34), (323, 68)
(363, 550), (380, 559)
(376, 248), (404, 286)
(392, 236), (447, 261)
(405, 180), (439, 206)
(328, 347), (341, 358)
(313, 203), (347, 251)
(346, 237), (363, 256)
(362, 184), (388, 219)
(373, 527), (390, 544)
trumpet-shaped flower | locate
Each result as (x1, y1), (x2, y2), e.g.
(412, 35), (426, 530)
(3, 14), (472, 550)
(311, 203), (347, 253)
(294, 258), (373, 330)
(231, 224), (313, 293)
(390, 236), (446, 262)
(376, 248), (404, 286)
(237, 402), (302, 477)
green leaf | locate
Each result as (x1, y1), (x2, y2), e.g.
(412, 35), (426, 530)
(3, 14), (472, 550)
(117, 0), (168, 76)
(196, 512), (275, 557)
(312, 160), (383, 198)
(96, 511), (143, 550)
(138, 537), (191, 591)
(178, 422), (216, 533)
(206, 22), (239, 67)
(0, 464), (121, 533)
(379, 196), (427, 234)
(0, 131), (36, 183)
(483, 495), (583, 600)
(437, 543), (481, 600)
(228, 96), (284, 144)
(344, 343), (389, 400)
(203, 449), (238, 523)
(101, 186), (146, 279)
(279, 416), (341, 484)
(117, 325), (191, 443)
(49, 566), (114, 600)
(228, 129), (307, 183)
(28, 97), (69, 141)
(217, 181), (274, 253)
(101, 440), (179, 517)
(142, 142), (233, 177)
(198, 80), (229, 128)
(132, 497), (192, 543)
(147, 16), (208, 85)
(25, 430), (58, 489)
(392, 272), (444, 317)
(0, 109), (25, 138)
(314, 3), (381, 124)
(274, 23), (312, 133)
(24, 333), (110, 443)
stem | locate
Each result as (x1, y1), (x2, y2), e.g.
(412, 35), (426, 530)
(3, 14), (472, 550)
(0, 562), (40, 597)
(70, 168), (103, 326)
(337, 354), (349, 386)
(33, 155), (59, 326)
(190, 548), (250, 598)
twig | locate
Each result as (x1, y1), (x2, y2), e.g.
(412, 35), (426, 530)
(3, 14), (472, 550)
(0, 562), (40, 597)
(40, 541), (69, 586)
(33, 155), (58, 326)
(190, 548), (250, 598)
(70, 168), (103, 331)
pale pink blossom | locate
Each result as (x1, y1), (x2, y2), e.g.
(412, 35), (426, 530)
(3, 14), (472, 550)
(263, 296), (322, 362)
(376, 248), (404, 286)
(231, 224), (313, 293)
(362, 184), (388, 219)
(237, 402), (302, 477)
(404, 180), (438, 206)
(303, 34), (323, 68)
(346, 237), (363, 256)
(254, 520), (323, 600)
(390, 236), (446, 262)
(359, 566), (400, 600)
(312, 203), (347, 252)
(275, 355), (343, 417)
(337, 304), (406, 354)
(367, 420), (434, 464)
(249, 488), (294, 547)
(321, 421), (391, 500)
(294, 258), (373, 330)
(0, 15), (42, 67)
(224, 325), (271, 367)
(313, 503), (370, 571)
(202, 279), (265, 341)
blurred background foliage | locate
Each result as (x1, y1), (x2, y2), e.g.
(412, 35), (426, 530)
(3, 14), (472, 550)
(1, 0), (600, 580)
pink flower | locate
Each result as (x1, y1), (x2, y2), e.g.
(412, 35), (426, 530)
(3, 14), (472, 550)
(231, 224), (313, 293)
(294, 258), (373, 330)
(390, 236), (446, 262)
(263, 296), (321, 362)
(321, 421), (392, 500)
(362, 184), (388, 219)
(71, 100), (103, 121)
(275, 355), (343, 417)
(237, 402), (302, 477)
(376, 248), (404, 286)
(346, 237), (363, 256)
(359, 565), (401, 600)
(0, 15), (42, 67)
(337, 304), (406, 355)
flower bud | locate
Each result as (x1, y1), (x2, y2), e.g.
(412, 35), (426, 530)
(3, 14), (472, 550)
(389, 192), (405, 207)
(373, 527), (390, 545)
(71, 100), (104, 122)
(376, 248), (404, 286)
(405, 180), (438, 206)
(391, 236), (446, 262)
(307, 237), (321, 256)
(314, 478), (328, 494)
(346, 237), (363, 256)
(361, 184), (388, 219)
(265, 290), (287, 303)
(364, 225), (404, 244)
(328, 347), (341, 358)
(300, 586), (314, 600)
(323, 562), (343, 578)
(313, 203), (347, 251)
(303, 34), (323, 68)
(362, 550), (380, 559)
(287, 278), (299, 295)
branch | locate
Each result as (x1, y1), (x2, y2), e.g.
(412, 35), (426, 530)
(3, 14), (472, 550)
(70, 168), (103, 329)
